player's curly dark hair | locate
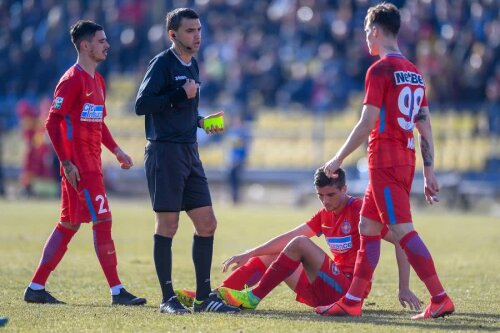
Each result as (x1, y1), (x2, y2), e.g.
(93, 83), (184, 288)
(365, 2), (400, 36)
(70, 20), (103, 50)
(166, 8), (200, 32)
(314, 167), (346, 189)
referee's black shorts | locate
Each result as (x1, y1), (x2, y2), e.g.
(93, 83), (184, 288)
(144, 141), (212, 212)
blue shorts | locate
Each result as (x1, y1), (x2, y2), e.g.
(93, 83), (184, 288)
(144, 141), (212, 212)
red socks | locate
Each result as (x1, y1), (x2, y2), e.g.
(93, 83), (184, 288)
(347, 235), (382, 300)
(251, 253), (300, 300)
(93, 221), (121, 288)
(31, 223), (77, 285)
(219, 257), (268, 290)
(399, 231), (445, 297)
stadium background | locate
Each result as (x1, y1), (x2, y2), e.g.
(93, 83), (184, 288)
(0, 0), (499, 210)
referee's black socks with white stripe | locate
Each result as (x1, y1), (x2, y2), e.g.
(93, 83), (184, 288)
(154, 234), (175, 302)
(192, 235), (214, 301)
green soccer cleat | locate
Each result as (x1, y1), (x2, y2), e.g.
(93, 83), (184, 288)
(174, 289), (196, 308)
(218, 287), (260, 310)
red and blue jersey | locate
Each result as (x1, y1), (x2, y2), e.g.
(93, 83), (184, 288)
(48, 64), (107, 174)
(306, 197), (362, 275)
(364, 54), (428, 169)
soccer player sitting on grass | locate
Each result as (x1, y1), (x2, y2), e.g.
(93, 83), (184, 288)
(176, 168), (421, 312)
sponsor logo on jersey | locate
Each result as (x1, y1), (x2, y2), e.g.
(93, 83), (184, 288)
(80, 103), (104, 122)
(53, 97), (64, 109)
(394, 71), (425, 86)
(175, 75), (188, 81)
(326, 236), (352, 253)
(341, 220), (351, 234)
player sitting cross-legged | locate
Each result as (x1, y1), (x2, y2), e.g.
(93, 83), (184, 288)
(176, 168), (421, 312)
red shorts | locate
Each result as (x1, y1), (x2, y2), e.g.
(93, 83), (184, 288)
(294, 255), (351, 307)
(60, 172), (112, 224)
(361, 166), (414, 225)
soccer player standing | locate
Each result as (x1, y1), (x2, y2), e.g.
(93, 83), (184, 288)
(135, 8), (239, 314)
(319, 3), (454, 319)
(24, 20), (146, 306)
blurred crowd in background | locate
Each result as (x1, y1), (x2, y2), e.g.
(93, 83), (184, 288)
(0, 0), (498, 201)
(0, 0), (499, 124)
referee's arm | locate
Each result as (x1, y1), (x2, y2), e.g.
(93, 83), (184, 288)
(135, 57), (187, 116)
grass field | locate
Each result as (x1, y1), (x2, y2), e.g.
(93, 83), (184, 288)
(0, 197), (499, 332)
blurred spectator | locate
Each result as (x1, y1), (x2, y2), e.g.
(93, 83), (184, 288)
(16, 96), (57, 196)
(485, 70), (500, 155)
(226, 115), (250, 204)
(0, 0), (498, 120)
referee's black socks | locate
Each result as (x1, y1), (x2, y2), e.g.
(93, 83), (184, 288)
(154, 234), (175, 302)
(192, 235), (214, 301)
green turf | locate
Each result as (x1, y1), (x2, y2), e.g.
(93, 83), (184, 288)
(0, 197), (499, 332)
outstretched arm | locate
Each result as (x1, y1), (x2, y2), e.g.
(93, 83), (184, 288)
(383, 231), (422, 311)
(222, 223), (315, 272)
(324, 104), (379, 177)
(415, 106), (439, 204)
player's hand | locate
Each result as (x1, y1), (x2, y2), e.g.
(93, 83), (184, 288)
(202, 111), (225, 135)
(398, 288), (422, 311)
(423, 167), (440, 205)
(62, 160), (80, 190)
(114, 147), (133, 169)
(183, 78), (199, 99)
(323, 155), (342, 178)
(222, 252), (252, 273)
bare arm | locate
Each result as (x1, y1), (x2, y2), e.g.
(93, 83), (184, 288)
(415, 106), (440, 204)
(383, 231), (422, 311)
(222, 223), (316, 272)
(324, 104), (379, 177)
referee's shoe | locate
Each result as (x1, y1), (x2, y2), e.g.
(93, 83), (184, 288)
(160, 296), (191, 314)
(193, 293), (240, 313)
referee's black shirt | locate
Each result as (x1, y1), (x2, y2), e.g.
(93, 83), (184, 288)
(135, 48), (203, 143)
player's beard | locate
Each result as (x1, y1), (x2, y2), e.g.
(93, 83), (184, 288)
(90, 48), (107, 63)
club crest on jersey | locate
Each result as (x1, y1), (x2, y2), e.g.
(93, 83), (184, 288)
(53, 97), (63, 109)
(81, 103), (103, 122)
(341, 220), (351, 234)
(331, 263), (340, 276)
(326, 236), (352, 254)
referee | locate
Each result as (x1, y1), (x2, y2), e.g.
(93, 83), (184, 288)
(135, 8), (239, 314)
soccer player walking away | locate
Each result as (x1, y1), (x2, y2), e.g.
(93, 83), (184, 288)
(200, 168), (420, 312)
(135, 8), (239, 314)
(318, 3), (454, 319)
(24, 20), (146, 306)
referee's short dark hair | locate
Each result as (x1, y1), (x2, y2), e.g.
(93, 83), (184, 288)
(70, 20), (103, 50)
(314, 167), (346, 189)
(166, 8), (199, 32)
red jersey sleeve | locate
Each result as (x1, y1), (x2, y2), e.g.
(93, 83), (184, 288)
(305, 209), (324, 236)
(50, 75), (82, 117)
(363, 62), (387, 109)
(101, 122), (118, 152)
(45, 75), (82, 162)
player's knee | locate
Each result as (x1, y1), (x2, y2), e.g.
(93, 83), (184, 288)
(359, 218), (382, 236)
(286, 235), (309, 252)
(59, 221), (80, 232)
